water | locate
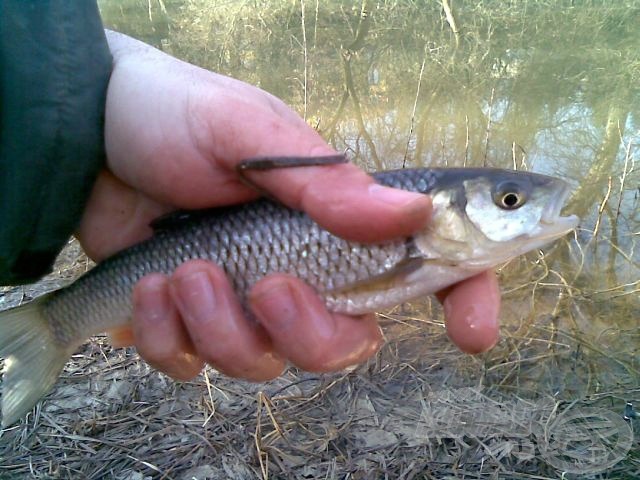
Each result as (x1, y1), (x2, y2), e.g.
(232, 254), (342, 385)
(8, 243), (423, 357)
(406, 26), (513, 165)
(31, 1), (640, 477)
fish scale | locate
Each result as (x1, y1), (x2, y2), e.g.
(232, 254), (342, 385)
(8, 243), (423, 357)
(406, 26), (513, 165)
(0, 166), (579, 427)
(43, 181), (412, 346)
(39, 168), (445, 347)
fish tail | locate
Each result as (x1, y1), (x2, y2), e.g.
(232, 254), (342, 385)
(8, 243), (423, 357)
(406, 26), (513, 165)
(0, 295), (73, 427)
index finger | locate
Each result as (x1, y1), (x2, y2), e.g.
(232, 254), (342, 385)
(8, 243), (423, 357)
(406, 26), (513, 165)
(204, 88), (432, 243)
(240, 157), (432, 243)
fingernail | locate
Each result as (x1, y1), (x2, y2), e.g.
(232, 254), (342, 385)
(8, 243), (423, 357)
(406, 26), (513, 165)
(135, 278), (169, 324)
(161, 353), (202, 381)
(253, 280), (336, 339)
(173, 270), (217, 325)
(245, 352), (285, 381)
(368, 184), (427, 207)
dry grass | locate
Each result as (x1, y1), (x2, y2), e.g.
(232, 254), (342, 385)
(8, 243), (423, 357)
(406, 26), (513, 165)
(1, 239), (638, 479)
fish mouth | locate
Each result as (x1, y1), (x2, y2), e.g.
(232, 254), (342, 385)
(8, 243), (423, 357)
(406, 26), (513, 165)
(539, 179), (579, 237)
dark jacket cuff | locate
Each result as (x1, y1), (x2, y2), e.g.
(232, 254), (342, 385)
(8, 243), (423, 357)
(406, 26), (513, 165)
(0, 1), (112, 284)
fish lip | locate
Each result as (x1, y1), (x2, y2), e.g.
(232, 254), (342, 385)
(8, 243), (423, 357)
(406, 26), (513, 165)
(540, 179), (580, 231)
(535, 214), (579, 241)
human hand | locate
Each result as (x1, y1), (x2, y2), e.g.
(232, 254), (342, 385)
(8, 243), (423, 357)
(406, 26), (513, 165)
(76, 31), (500, 381)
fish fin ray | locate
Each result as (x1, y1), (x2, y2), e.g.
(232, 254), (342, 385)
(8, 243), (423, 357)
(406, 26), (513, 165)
(150, 207), (241, 232)
(149, 210), (197, 232)
(0, 295), (74, 427)
(327, 257), (425, 296)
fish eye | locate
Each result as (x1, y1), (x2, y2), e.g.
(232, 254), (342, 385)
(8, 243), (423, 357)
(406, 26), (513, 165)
(492, 182), (527, 210)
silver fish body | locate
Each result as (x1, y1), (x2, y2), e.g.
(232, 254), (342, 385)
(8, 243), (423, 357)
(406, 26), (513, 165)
(0, 167), (579, 426)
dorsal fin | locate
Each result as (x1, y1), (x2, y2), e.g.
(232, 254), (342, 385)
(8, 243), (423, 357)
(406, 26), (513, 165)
(148, 201), (273, 232)
(149, 210), (200, 232)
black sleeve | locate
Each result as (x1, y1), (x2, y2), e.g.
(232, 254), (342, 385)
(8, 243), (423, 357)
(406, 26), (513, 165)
(0, 1), (112, 285)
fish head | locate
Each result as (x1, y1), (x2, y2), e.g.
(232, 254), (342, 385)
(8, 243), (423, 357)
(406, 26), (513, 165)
(414, 169), (579, 269)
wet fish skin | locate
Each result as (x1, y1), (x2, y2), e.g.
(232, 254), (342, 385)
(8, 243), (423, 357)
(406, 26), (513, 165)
(0, 167), (579, 427)
(43, 168), (447, 346)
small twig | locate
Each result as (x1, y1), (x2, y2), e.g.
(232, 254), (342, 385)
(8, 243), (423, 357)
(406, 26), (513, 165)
(403, 48), (428, 168)
(262, 393), (285, 440)
(254, 393), (269, 480)
(615, 133), (634, 220)
(313, 0), (319, 48)
(483, 87), (495, 167)
(464, 114), (469, 167)
(441, 0), (461, 48)
(592, 176), (613, 246)
(300, 0), (308, 120)
(202, 369), (216, 427)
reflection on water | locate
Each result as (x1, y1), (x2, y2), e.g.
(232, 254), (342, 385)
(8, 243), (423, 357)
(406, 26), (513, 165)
(22, 0), (640, 477)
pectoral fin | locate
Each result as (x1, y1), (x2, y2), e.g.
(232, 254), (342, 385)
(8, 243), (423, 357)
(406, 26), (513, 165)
(324, 252), (473, 315)
(327, 256), (426, 297)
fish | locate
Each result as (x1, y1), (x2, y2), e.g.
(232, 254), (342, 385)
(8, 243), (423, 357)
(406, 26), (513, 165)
(0, 167), (579, 427)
